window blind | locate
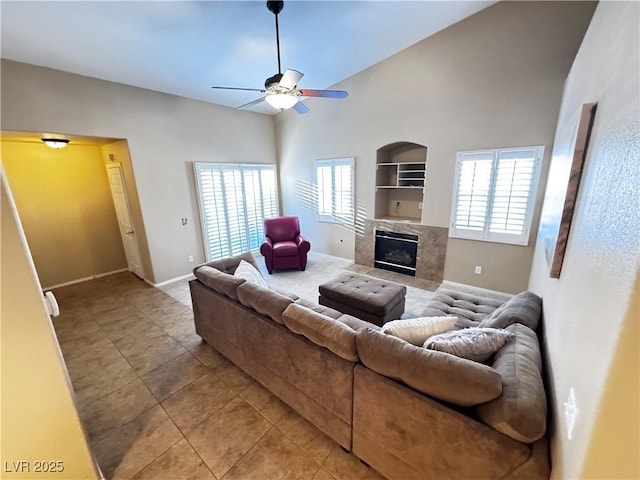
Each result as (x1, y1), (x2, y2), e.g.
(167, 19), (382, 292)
(450, 147), (542, 245)
(315, 157), (354, 224)
(194, 163), (279, 261)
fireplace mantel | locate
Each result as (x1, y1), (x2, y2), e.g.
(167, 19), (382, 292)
(355, 219), (447, 282)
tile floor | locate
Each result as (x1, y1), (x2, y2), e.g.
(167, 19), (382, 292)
(52, 272), (385, 480)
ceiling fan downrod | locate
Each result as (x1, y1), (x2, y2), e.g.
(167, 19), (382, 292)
(267, 1), (284, 75)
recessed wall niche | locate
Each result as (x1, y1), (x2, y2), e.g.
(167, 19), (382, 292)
(374, 142), (427, 222)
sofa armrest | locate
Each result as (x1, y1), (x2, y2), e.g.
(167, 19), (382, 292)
(193, 265), (246, 301)
(475, 323), (547, 442)
(193, 251), (259, 275)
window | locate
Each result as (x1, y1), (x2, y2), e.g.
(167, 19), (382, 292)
(315, 157), (354, 224)
(194, 163), (278, 261)
(450, 146), (543, 245)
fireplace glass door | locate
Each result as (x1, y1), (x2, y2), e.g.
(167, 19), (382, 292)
(374, 230), (418, 276)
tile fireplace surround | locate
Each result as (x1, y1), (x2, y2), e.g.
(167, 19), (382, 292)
(355, 219), (448, 283)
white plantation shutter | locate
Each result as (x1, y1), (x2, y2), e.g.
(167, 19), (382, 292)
(315, 158), (354, 223)
(450, 147), (542, 245)
(316, 164), (333, 218)
(195, 163), (279, 261)
(334, 161), (354, 219)
(453, 152), (493, 236)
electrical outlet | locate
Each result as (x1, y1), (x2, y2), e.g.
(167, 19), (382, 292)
(188, 255), (194, 263)
(418, 202), (423, 209)
(474, 265), (482, 274)
(564, 388), (578, 440)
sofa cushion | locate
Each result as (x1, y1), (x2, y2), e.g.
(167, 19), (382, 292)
(339, 314), (380, 332)
(237, 282), (293, 325)
(356, 328), (502, 407)
(475, 323), (547, 443)
(295, 298), (343, 319)
(422, 289), (505, 327)
(424, 327), (513, 362)
(234, 259), (268, 288)
(273, 288), (299, 301)
(381, 316), (457, 346)
(282, 303), (359, 362)
(479, 291), (542, 331)
(194, 266), (246, 301)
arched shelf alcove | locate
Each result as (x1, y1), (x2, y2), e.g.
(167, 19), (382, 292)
(374, 141), (427, 222)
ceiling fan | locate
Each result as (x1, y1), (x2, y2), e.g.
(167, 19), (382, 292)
(211, 1), (348, 114)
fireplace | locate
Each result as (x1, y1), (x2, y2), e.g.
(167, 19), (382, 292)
(374, 230), (418, 276)
(355, 220), (447, 283)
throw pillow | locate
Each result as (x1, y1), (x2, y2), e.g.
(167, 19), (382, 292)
(424, 327), (513, 362)
(234, 260), (268, 289)
(381, 316), (457, 346)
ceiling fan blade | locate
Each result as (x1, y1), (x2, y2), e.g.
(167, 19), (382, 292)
(279, 69), (304, 91)
(293, 102), (310, 114)
(299, 89), (349, 99)
(211, 86), (266, 93)
(236, 97), (266, 109)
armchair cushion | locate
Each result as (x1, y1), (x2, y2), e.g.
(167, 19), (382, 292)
(265, 216), (301, 242)
(273, 240), (299, 257)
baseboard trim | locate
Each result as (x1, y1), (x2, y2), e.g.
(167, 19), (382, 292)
(43, 268), (129, 290)
(148, 273), (195, 288)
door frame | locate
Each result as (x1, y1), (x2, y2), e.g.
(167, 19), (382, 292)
(106, 162), (145, 279)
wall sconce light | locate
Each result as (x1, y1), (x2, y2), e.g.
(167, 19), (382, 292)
(41, 138), (70, 149)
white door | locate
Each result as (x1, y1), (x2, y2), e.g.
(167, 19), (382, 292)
(106, 163), (145, 279)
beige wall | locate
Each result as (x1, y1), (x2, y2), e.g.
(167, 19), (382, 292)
(2, 140), (127, 288)
(1, 173), (100, 479)
(276, 1), (596, 293)
(528, 2), (640, 478)
(0, 60), (277, 283)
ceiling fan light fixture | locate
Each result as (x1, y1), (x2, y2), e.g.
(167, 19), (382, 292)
(264, 93), (298, 110)
(41, 138), (70, 149)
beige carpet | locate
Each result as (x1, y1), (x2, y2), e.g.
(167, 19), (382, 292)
(160, 252), (437, 319)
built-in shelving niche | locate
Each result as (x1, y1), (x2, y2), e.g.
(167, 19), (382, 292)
(374, 142), (427, 222)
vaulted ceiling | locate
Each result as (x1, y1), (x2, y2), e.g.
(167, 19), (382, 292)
(1, 1), (494, 114)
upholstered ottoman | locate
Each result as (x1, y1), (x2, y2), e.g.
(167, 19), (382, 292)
(318, 272), (406, 327)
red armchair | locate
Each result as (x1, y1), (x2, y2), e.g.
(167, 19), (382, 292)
(260, 216), (311, 274)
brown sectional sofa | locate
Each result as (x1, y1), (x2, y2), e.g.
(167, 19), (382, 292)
(189, 253), (550, 479)
(189, 253), (370, 449)
(354, 302), (549, 478)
